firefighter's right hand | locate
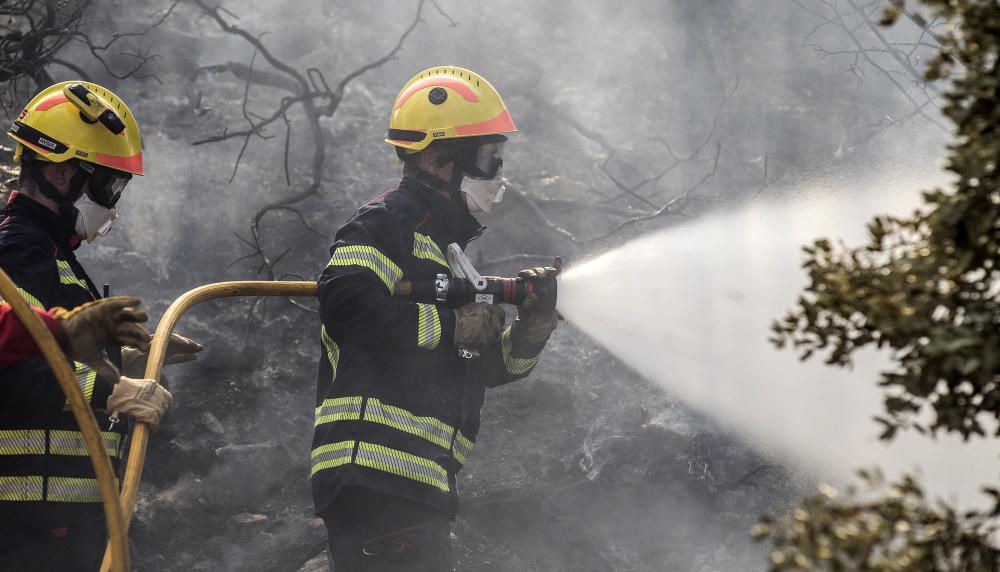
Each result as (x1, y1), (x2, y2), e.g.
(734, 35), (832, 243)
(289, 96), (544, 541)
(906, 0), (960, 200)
(53, 296), (150, 382)
(121, 332), (204, 377)
(453, 303), (505, 349)
(107, 377), (173, 432)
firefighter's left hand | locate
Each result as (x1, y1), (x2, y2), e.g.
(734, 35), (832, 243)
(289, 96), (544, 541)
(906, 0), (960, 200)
(121, 333), (203, 377)
(514, 267), (559, 345)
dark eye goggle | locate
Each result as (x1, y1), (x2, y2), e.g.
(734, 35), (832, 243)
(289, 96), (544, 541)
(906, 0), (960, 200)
(75, 160), (131, 208)
(446, 135), (506, 179)
(472, 141), (504, 180)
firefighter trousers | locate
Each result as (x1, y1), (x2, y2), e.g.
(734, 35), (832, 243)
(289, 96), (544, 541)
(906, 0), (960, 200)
(0, 520), (106, 572)
(321, 486), (451, 572)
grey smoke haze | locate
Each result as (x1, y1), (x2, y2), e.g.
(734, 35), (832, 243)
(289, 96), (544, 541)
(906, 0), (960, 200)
(35, 0), (965, 569)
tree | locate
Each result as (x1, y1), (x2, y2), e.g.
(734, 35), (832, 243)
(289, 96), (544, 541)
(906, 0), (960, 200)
(0, 0), (173, 106)
(763, 0), (1000, 568)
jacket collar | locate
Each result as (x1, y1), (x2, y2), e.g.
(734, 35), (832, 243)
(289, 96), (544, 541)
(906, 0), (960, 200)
(400, 175), (485, 246)
(1, 191), (79, 250)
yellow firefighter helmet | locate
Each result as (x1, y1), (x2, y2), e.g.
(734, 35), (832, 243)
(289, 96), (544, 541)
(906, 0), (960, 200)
(386, 66), (517, 152)
(8, 81), (143, 176)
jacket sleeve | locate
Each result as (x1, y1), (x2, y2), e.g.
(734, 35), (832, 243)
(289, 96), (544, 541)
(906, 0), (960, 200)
(473, 322), (549, 388)
(0, 305), (67, 366)
(318, 206), (456, 351)
(0, 239), (59, 309)
(0, 238), (114, 409)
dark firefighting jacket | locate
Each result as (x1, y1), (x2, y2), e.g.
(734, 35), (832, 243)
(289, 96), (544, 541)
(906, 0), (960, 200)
(0, 192), (125, 523)
(312, 176), (546, 516)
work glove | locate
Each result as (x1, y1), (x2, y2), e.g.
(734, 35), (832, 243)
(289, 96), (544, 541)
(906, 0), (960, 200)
(512, 267), (560, 346)
(52, 296), (151, 383)
(106, 376), (174, 432)
(453, 303), (505, 349)
(121, 333), (203, 378)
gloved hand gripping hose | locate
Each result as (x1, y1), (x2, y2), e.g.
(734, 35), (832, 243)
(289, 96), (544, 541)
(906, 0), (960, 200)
(395, 256), (561, 311)
(0, 269), (129, 572)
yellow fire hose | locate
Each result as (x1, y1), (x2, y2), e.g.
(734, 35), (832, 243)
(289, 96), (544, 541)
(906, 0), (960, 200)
(0, 269), (129, 572)
(98, 280), (317, 572)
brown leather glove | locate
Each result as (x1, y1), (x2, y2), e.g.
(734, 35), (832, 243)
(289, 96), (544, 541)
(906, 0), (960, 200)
(52, 296), (150, 382)
(121, 332), (203, 378)
(106, 377), (174, 432)
(513, 267), (559, 346)
(453, 303), (505, 349)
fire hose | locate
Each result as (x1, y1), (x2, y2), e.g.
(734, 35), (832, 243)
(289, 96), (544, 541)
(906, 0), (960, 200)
(97, 265), (557, 569)
(0, 268), (129, 572)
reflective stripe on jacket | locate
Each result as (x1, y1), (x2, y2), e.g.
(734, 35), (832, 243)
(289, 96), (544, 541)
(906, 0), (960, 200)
(312, 176), (545, 516)
(0, 193), (125, 524)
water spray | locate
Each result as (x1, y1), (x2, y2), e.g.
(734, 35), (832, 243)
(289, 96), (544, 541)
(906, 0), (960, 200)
(555, 157), (999, 509)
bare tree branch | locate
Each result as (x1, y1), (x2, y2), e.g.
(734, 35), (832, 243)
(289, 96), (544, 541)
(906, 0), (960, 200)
(602, 74), (738, 207)
(790, 0), (950, 134)
(193, 0), (454, 306)
(195, 62), (298, 93)
(583, 143), (722, 244)
(843, 0), (942, 99)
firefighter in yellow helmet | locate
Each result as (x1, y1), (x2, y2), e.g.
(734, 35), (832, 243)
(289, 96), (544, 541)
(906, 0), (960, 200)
(312, 67), (559, 570)
(0, 82), (198, 571)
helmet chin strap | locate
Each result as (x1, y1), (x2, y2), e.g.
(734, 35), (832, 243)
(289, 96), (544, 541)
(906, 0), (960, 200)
(24, 159), (89, 206)
(448, 164), (470, 214)
(410, 161), (471, 212)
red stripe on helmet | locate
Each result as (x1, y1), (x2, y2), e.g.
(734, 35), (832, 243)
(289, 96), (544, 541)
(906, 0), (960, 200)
(96, 151), (143, 175)
(395, 77), (480, 110)
(454, 109), (517, 136)
(35, 94), (70, 112)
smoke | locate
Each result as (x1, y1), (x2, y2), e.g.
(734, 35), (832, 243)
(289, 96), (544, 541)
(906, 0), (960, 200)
(46, 0), (978, 568)
(559, 148), (1000, 509)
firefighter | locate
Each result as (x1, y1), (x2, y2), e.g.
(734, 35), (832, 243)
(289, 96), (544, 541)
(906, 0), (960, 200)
(0, 81), (198, 572)
(313, 66), (559, 570)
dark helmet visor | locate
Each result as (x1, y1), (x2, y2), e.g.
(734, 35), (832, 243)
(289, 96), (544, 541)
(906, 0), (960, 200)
(75, 160), (131, 208)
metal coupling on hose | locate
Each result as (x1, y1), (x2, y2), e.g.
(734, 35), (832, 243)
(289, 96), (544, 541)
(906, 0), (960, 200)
(434, 274), (450, 304)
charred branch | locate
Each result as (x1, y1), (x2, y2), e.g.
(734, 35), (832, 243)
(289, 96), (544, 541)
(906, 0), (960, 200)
(193, 0), (450, 309)
(791, 0), (950, 137)
(506, 77), (733, 253)
(0, 0), (172, 109)
(601, 75), (737, 208)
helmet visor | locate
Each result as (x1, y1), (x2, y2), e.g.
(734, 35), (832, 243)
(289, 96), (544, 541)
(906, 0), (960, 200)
(76, 160), (131, 208)
(472, 141), (504, 180)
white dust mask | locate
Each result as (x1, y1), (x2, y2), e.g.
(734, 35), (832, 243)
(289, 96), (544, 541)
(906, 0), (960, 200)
(461, 174), (508, 214)
(74, 194), (119, 242)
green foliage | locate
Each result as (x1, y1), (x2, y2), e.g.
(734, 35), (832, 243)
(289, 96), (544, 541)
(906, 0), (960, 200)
(753, 471), (999, 572)
(764, 2), (1000, 570)
(772, 0), (1000, 439)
